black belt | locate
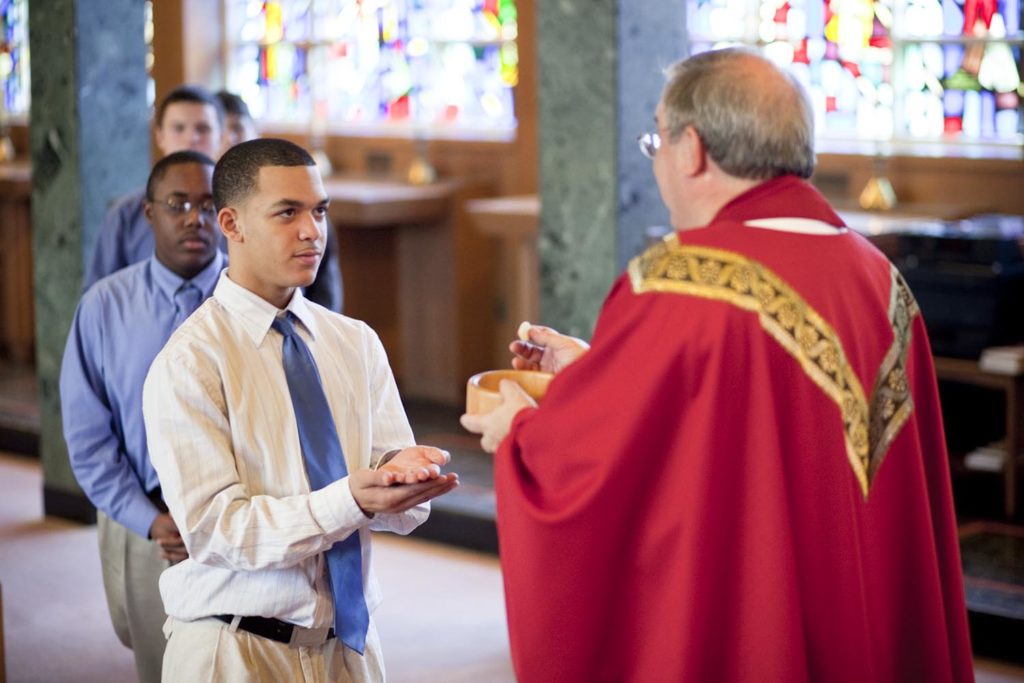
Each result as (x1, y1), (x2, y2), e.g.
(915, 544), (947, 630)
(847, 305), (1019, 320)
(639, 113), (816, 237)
(214, 615), (335, 646)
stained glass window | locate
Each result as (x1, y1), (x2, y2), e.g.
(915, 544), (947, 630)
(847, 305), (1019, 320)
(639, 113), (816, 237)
(686, 0), (1023, 150)
(1, 2), (157, 119)
(0, 0), (29, 119)
(224, 0), (519, 138)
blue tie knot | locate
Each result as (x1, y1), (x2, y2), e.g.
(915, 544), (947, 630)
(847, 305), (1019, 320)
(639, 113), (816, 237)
(175, 283), (198, 302)
(173, 284), (202, 325)
(271, 312), (299, 339)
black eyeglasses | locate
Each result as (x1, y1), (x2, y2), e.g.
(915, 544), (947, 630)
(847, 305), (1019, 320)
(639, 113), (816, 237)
(154, 196), (217, 216)
(637, 132), (661, 160)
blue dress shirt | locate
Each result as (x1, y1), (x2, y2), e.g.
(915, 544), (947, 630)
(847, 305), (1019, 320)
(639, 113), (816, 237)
(84, 187), (343, 311)
(60, 251), (225, 538)
(83, 188), (152, 292)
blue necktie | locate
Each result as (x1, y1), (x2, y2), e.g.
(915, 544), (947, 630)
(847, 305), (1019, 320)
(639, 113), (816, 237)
(272, 312), (369, 654)
(172, 283), (202, 327)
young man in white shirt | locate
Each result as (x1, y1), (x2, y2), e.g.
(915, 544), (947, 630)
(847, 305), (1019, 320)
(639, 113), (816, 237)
(143, 138), (458, 683)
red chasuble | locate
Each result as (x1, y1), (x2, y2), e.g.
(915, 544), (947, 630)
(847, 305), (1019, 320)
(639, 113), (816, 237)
(495, 176), (973, 682)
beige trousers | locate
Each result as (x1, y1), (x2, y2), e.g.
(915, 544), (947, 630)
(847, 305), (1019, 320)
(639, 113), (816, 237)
(96, 511), (170, 683)
(162, 616), (386, 683)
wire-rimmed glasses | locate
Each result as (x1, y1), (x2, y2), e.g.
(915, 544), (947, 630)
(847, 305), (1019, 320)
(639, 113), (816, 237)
(154, 196), (217, 216)
(637, 132), (661, 160)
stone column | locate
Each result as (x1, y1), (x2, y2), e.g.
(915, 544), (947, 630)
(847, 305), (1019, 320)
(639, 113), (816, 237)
(536, 0), (685, 338)
(29, 1), (149, 521)
(618, 3), (688, 264)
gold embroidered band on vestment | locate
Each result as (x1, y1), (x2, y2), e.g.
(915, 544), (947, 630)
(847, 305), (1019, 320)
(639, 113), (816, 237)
(867, 268), (918, 482)
(627, 234), (918, 498)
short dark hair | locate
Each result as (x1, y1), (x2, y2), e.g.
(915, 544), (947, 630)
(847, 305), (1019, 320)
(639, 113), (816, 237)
(213, 138), (316, 209)
(156, 85), (225, 129)
(146, 150), (216, 201)
(214, 90), (252, 120)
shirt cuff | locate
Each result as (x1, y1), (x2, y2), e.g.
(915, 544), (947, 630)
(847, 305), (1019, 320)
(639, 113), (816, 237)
(121, 500), (161, 540)
(373, 448), (401, 470)
(309, 477), (369, 538)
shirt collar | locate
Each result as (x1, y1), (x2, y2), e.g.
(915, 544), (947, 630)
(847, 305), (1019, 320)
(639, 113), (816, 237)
(744, 217), (847, 235)
(712, 175), (845, 228)
(213, 272), (318, 347)
(150, 250), (226, 304)
(283, 290), (318, 339)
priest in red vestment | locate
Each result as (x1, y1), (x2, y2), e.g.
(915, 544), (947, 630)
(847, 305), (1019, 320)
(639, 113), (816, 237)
(461, 48), (974, 683)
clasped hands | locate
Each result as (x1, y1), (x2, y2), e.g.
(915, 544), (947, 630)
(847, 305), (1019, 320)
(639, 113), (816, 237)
(350, 446), (459, 516)
(150, 512), (188, 564)
(460, 323), (590, 453)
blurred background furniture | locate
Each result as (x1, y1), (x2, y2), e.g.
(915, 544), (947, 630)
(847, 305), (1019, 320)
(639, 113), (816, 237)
(326, 175), (497, 405)
(934, 357), (1024, 519)
(0, 161), (33, 366)
(467, 195), (540, 369)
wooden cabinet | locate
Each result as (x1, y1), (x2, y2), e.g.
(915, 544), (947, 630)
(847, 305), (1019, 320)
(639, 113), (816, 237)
(0, 161), (33, 365)
(466, 195), (540, 370)
(934, 357), (1024, 518)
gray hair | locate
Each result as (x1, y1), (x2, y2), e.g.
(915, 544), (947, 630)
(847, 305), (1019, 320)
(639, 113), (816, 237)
(661, 48), (815, 179)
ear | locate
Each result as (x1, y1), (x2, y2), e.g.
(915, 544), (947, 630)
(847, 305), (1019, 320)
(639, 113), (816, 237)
(219, 207), (244, 243)
(153, 120), (167, 155)
(143, 200), (154, 225)
(677, 125), (708, 177)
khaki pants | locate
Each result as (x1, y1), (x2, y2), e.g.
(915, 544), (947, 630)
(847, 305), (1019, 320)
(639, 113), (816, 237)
(97, 511), (170, 683)
(162, 616), (386, 683)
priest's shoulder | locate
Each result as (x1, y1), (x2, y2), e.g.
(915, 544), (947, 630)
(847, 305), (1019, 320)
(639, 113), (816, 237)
(626, 228), (740, 294)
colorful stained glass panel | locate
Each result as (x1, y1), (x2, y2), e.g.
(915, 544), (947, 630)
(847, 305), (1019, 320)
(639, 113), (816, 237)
(224, 0), (518, 134)
(686, 0), (1022, 146)
(902, 40), (1021, 140)
(897, 0), (1022, 38)
(0, 0), (29, 118)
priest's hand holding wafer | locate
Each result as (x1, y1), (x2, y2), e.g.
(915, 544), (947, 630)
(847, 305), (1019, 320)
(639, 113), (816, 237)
(510, 321), (590, 374)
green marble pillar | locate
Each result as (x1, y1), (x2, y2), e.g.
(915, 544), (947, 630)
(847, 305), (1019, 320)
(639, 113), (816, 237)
(536, 0), (618, 339)
(536, 0), (686, 338)
(29, 1), (149, 521)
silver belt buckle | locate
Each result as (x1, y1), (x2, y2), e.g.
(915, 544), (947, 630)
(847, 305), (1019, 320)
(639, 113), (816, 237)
(288, 625), (330, 649)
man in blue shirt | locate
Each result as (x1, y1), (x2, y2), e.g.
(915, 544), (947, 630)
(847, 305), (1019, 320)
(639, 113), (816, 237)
(214, 89), (258, 152)
(60, 150), (223, 683)
(85, 85), (343, 312)
(83, 85), (224, 292)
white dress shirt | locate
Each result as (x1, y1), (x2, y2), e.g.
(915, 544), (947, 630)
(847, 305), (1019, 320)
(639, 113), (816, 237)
(143, 271), (425, 629)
